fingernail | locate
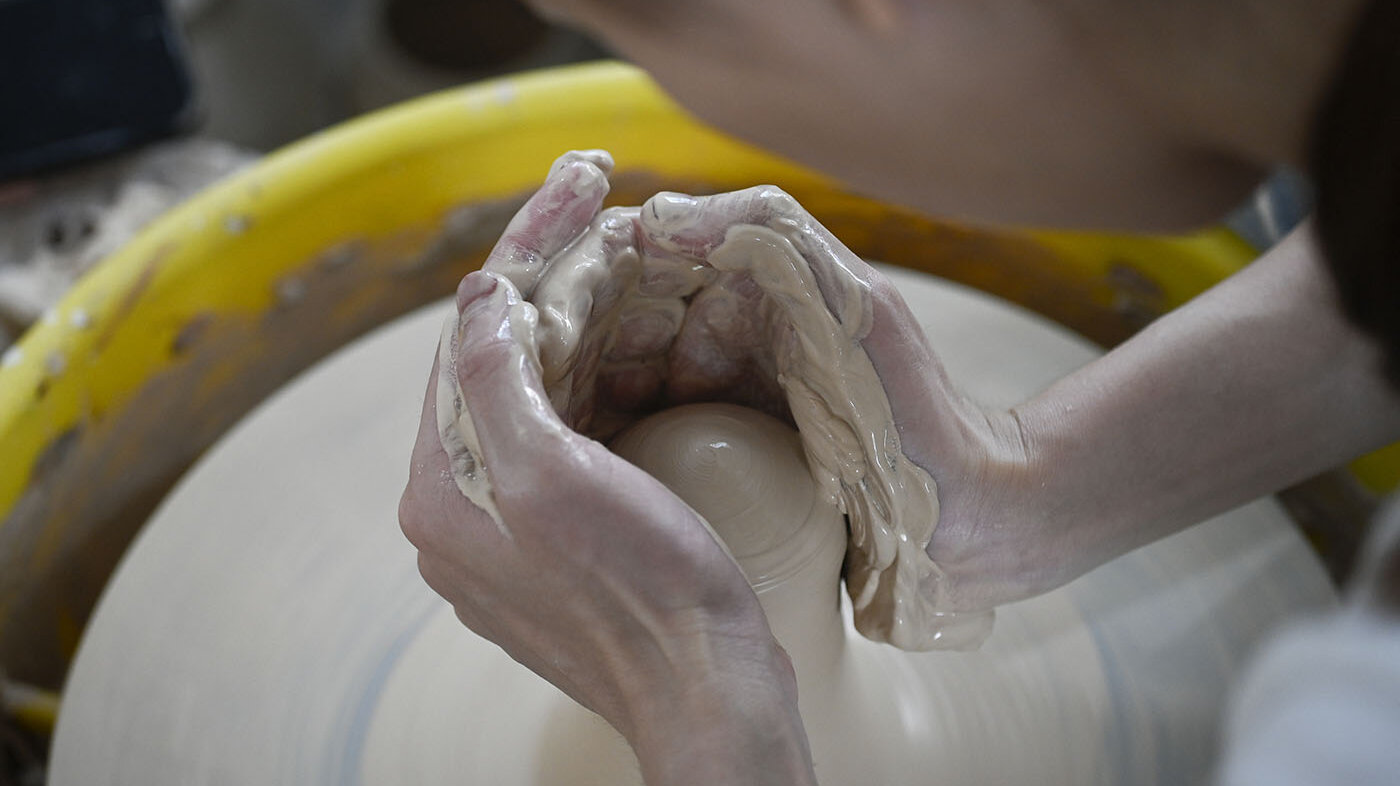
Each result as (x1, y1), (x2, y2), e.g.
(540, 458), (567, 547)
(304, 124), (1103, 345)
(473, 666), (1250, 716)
(455, 271), (499, 315)
(550, 150), (613, 180)
(645, 192), (699, 231)
(572, 149), (614, 174)
(458, 284), (510, 349)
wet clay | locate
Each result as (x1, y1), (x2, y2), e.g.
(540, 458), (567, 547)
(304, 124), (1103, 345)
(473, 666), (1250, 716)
(437, 214), (989, 649)
(609, 403), (848, 658)
(707, 225), (989, 649)
(608, 403), (855, 783)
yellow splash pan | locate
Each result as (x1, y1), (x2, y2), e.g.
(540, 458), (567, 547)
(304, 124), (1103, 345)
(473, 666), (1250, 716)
(0, 61), (1392, 692)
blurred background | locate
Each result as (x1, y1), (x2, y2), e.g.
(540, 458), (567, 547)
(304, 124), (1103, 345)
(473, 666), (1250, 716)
(0, 0), (608, 359)
(173, 0), (607, 148)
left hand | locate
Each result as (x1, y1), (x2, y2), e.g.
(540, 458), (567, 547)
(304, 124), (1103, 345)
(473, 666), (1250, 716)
(399, 152), (816, 786)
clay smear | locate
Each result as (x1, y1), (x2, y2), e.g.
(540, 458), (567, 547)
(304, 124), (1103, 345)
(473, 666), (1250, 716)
(435, 277), (541, 528)
(437, 213), (991, 650)
(709, 226), (991, 649)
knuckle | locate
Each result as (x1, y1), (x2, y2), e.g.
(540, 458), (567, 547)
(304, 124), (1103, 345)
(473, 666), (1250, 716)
(455, 333), (517, 390)
(868, 268), (903, 307)
(597, 204), (634, 226)
(398, 490), (431, 549)
(399, 472), (473, 553)
(558, 157), (609, 193)
(500, 246), (545, 274)
(415, 551), (450, 596)
(752, 185), (801, 218)
(597, 206), (639, 243)
(491, 434), (591, 514)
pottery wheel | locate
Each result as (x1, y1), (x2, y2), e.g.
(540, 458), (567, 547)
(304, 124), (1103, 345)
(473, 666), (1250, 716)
(49, 267), (1334, 785)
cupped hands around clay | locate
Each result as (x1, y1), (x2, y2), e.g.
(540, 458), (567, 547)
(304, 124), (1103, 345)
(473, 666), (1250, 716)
(439, 150), (997, 650)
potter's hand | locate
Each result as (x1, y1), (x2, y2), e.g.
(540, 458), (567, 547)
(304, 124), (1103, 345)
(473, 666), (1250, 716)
(400, 155), (817, 786)
(468, 150), (688, 439)
(633, 188), (1044, 628)
(633, 194), (1400, 630)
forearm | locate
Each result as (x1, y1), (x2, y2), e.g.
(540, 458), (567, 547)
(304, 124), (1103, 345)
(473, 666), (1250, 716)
(1014, 225), (1400, 577)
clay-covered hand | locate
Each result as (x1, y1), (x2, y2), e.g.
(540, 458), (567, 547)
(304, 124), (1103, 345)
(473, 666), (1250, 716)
(400, 152), (817, 786)
(625, 187), (1056, 632)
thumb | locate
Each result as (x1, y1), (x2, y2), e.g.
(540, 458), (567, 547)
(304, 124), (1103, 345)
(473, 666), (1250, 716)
(859, 275), (981, 472)
(479, 150), (614, 298)
(438, 271), (577, 525)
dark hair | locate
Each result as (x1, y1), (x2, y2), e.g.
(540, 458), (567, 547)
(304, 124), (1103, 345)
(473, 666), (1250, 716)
(1310, 0), (1400, 390)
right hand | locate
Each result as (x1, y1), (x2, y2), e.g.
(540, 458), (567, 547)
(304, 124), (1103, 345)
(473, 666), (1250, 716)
(401, 152), (820, 785)
(623, 186), (1069, 618)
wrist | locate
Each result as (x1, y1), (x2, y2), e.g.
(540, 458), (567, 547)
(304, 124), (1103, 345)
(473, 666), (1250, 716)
(923, 401), (1079, 609)
(622, 635), (816, 786)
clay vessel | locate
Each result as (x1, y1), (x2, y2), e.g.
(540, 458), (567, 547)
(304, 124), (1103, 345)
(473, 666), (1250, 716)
(589, 402), (917, 784)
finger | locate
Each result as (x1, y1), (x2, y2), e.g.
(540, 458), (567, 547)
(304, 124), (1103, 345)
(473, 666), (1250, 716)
(606, 297), (687, 363)
(448, 270), (581, 514)
(531, 206), (642, 386)
(401, 351), (459, 550)
(640, 187), (960, 467)
(477, 150), (614, 299)
(664, 272), (784, 411)
(403, 345), (512, 559)
(635, 232), (716, 299)
(639, 187), (877, 337)
(410, 351), (447, 472)
(858, 275), (972, 470)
